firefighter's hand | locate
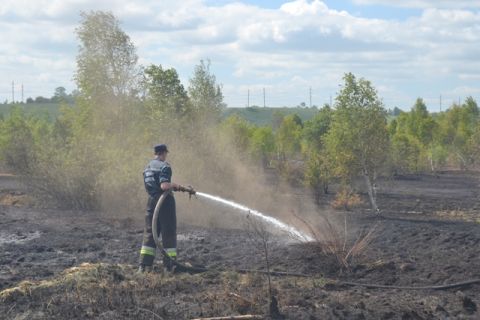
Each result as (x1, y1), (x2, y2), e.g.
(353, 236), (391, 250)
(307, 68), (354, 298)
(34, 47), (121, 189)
(186, 185), (196, 195)
(181, 185), (195, 195)
(177, 185), (196, 195)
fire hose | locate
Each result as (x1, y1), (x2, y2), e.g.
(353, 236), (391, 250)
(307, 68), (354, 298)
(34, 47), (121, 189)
(151, 190), (480, 291)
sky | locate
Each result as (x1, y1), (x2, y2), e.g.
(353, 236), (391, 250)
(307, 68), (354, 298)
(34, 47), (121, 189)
(0, 0), (479, 111)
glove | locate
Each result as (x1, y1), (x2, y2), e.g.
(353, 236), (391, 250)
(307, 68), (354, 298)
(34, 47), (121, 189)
(177, 185), (196, 195)
(184, 185), (196, 196)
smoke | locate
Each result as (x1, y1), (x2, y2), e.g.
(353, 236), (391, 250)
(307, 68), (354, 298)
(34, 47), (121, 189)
(141, 123), (322, 236)
(84, 111), (322, 239)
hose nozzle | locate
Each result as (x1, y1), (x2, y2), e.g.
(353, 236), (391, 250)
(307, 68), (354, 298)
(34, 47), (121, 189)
(177, 185), (196, 198)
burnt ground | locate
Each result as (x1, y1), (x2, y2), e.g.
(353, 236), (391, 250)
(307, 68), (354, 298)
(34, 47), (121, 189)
(0, 172), (479, 319)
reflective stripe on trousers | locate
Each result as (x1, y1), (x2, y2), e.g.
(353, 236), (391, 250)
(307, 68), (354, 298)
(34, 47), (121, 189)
(140, 245), (156, 256)
(165, 248), (177, 258)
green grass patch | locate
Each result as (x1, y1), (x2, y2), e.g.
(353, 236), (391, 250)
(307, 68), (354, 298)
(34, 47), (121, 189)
(223, 106), (319, 126)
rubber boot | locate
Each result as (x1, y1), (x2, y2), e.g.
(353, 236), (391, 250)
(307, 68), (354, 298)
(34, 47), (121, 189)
(137, 264), (153, 274)
(163, 256), (176, 273)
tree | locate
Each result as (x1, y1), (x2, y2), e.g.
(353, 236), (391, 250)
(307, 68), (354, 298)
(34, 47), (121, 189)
(325, 73), (389, 213)
(52, 87), (67, 103)
(74, 10), (142, 140)
(388, 98), (437, 173)
(302, 105), (333, 201)
(271, 111), (285, 129)
(219, 115), (254, 154)
(188, 60), (226, 123)
(35, 96), (51, 103)
(390, 107), (401, 116)
(276, 114), (303, 161)
(0, 107), (37, 173)
(436, 97), (480, 169)
(143, 64), (190, 119)
(302, 105), (332, 151)
(409, 98), (436, 146)
(274, 114), (303, 182)
(250, 126), (275, 167)
(390, 133), (424, 173)
(75, 11), (139, 100)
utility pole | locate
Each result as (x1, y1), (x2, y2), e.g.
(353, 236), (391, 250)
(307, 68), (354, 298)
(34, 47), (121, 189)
(439, 94), (442, 112)
(263, 87), (266, 108)
(21, 83), (24, 103)
(11, 81), (14, 103)
(309, 87), (312, 108)
(247, 89), (250, 107)
(329, 94), (332, 107)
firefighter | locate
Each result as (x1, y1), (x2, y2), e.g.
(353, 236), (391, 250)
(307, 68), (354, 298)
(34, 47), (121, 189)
(138, 144), (194, 273)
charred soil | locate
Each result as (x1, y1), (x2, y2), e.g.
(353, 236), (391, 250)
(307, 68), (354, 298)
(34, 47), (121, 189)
(0, 172), (479, 319)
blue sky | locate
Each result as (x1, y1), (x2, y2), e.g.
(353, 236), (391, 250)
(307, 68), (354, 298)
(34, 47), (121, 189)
(0, 0), (479, 111)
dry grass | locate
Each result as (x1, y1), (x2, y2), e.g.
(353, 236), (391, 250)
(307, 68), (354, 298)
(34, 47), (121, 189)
(0, 192), (33, 206)
(295, 213), (379, 269)
(434, 209), (480, 224)
(0, 263), (272, 319)
(331, 188), (364, 210)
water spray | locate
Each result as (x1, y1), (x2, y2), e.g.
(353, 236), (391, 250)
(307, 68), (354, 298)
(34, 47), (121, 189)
(195, 192), (314, 242)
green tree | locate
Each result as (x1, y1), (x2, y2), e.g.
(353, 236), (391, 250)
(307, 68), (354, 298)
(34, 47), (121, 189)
(276, 114), (303, 161)
(0, 107), (38, 173)
(390, 133), (424, 173)
(219, 115), (254, 154)
(52, 87), (67, 103)
(302, 105), (332, 151)
(304, 149), (332, 202)
(75, 11), (139, 100)
(274, 114), (303, 182)
(435, 97), (479, 169)
(188, 60), (226, 123)
(271, 111), (285, 129)
(250, 126), (275, 167)
(389, 98), (436, 173)
(302, 105), (333, 201)
(143, 64), (190, 119)
(325, 73), (389, 213)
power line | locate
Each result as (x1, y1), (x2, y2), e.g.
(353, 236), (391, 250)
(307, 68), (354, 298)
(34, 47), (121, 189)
(309, 87), (312, 108)
(263, 87), (266, 108)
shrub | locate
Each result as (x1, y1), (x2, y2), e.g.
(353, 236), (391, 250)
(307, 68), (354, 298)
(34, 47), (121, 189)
(331, 188), (363, 210)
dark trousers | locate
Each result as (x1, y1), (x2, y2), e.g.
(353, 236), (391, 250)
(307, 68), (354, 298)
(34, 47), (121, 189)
(139, 193), (177, 267)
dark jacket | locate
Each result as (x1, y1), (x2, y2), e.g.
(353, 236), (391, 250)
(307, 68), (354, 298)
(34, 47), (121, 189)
(143, 159), (172, 196)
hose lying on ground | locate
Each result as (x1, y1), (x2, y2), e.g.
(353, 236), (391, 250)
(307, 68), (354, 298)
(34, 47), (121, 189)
(152, 190), (480, 291)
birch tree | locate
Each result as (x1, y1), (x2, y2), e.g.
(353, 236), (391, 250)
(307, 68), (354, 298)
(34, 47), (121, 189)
(325, 73), (389, 213)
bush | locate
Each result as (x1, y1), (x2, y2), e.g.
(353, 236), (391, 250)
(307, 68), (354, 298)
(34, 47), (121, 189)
(331, 188), (363, 210)
(0, 107), (37, 173)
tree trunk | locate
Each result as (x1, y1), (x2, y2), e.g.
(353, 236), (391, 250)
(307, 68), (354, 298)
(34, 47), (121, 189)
(363, 168), (380, 214)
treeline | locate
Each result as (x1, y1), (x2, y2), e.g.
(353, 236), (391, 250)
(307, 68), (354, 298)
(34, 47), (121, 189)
(221, 92), (479, 209)
(0, 11), (478, 214)
(1, 87), (77, 105)
(25, 87), (77, 104)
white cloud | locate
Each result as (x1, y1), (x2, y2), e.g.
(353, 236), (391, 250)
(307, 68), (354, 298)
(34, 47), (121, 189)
(352, 0), (480, 9)
(0, 0), (479, 109)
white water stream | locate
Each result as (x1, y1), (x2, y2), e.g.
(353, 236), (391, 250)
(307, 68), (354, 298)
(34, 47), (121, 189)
(196, 192), (314, 242)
